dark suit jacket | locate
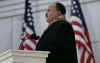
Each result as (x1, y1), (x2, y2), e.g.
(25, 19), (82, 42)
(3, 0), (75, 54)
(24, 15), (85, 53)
(36, 19), (78, 63)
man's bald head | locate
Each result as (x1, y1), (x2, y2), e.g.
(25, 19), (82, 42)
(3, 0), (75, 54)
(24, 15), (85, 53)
(46, 2), (66, 24)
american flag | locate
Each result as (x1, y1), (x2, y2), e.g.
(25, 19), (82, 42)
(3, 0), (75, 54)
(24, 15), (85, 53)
(19, 0), (39, 51)
(70, 0), (95, 63)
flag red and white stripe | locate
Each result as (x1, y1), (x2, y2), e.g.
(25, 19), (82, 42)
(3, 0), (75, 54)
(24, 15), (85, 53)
(19, 23), (37, 51)
(71, 0), (95, 63)
(19, 0), (39, 51)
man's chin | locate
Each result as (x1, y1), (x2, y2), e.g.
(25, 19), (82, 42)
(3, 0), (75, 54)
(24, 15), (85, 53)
(46, 20), (51, 24)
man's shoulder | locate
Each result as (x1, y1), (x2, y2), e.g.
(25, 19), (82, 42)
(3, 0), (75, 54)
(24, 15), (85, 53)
(48, 18), (73, 31)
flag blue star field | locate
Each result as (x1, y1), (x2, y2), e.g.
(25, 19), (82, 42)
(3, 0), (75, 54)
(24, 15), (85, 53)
(70, 0), (95, 63)
(19, 0), (39, 51)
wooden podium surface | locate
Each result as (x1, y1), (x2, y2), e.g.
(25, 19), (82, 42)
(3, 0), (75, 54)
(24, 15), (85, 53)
(0, 50), (49, 63)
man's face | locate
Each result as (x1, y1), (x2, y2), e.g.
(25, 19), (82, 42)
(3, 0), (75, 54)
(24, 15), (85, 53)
(46, 3), (60, 23)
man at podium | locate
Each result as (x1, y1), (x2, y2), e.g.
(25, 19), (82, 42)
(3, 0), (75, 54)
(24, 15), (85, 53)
(36, 2), (78, 63)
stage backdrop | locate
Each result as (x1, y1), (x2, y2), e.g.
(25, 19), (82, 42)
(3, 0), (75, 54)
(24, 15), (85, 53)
(0, 0), (100, 63)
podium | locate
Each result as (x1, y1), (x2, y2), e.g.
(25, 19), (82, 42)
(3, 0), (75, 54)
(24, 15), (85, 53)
(0, 50), (49, 63)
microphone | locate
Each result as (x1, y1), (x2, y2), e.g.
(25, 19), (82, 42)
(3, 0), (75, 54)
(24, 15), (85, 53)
(30, 34), (40, 40)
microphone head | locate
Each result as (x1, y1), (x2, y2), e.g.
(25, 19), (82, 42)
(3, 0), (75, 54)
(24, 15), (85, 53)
(30, 34), (39, 40)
